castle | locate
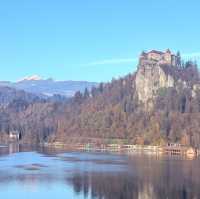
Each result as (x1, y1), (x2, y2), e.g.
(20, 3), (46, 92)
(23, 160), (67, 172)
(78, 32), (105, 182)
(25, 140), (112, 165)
(135, 49), (180, 110)
(139, 49), (179, 67)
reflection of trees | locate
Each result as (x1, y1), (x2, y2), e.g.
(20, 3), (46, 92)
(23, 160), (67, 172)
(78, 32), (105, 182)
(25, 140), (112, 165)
(66, 172), (141, 199)
(69, 174), (89, 198)
(66, 156), (200, 199)
(128, 156), (200, 199)
(0, 148), (200, 199)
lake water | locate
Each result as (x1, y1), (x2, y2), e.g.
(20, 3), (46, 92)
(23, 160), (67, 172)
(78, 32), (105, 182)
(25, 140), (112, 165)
(0, 144), (199, 199)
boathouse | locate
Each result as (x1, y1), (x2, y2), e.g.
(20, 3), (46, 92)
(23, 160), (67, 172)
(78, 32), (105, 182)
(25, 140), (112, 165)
(9, 131), (20, 141)
(164, 143), (196, 157)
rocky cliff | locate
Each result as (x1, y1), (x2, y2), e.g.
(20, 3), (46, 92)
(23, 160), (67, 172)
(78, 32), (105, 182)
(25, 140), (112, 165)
(135, 61), (174, 110)
(135, 50), (199, 110)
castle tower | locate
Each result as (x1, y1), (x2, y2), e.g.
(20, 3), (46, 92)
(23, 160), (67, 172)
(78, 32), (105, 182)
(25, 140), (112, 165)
(163, 49), (172, 65)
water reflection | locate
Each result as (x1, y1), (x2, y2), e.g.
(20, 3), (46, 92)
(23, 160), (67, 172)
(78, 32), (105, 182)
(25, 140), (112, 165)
(0, 144), (199, 199)
(65, 163), (200, 199)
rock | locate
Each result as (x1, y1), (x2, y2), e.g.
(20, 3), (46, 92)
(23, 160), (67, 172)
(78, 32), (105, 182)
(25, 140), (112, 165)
(135, 50), (178, 110)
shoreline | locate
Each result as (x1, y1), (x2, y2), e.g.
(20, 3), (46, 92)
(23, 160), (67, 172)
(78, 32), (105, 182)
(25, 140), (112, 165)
(1, 142), (198, 159)
(41, 142), (198, 159)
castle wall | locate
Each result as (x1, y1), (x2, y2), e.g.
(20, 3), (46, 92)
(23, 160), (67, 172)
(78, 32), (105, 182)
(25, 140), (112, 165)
(140, 50), (177, 67)
(163, 53), (172, 63)
(147, 52), (162, 61)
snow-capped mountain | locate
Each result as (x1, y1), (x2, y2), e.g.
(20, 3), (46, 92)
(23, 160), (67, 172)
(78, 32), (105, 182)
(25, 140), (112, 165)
(17, 75), (43, 82)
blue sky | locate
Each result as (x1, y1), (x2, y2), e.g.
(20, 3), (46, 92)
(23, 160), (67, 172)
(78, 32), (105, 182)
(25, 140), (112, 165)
(0, 0), (200, 82)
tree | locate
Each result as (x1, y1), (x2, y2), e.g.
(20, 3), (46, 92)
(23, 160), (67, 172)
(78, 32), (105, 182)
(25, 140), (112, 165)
(74, 91), (83, 104)
(83, 88), (90, 99)
(176, 51), (181, 67)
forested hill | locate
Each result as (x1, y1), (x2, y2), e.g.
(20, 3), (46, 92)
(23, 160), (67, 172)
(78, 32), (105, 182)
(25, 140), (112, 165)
(0, 86), (41, 108)
(1, 50), (200, 147)
(52, 51), (200, 147)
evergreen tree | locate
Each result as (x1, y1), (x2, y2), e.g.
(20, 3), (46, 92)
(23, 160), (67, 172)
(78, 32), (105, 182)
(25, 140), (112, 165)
(176, 51), (181, 67)
(84, 88), (90, 99)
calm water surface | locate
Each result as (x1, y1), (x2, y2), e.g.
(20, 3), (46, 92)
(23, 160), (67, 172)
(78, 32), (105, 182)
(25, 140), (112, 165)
(0, 144), (199, 199)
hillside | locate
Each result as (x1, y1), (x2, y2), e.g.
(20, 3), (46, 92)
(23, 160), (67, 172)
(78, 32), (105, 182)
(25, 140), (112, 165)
(52, 50), (200, 147)
(0, 86), (41, 108)
(1, 49), (200, 147)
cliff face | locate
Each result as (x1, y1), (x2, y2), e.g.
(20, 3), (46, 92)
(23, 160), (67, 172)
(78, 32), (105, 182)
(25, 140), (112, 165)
(135, 60), (175, 109)
(135, 50), (200, 112)
(134, 50), (194, 110)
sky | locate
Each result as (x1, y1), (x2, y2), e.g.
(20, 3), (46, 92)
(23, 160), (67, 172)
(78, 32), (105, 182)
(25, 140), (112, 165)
(0, 0), (200, 83)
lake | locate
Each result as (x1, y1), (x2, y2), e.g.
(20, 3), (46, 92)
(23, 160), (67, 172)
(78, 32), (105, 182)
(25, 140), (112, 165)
(0, 144), (199, 199)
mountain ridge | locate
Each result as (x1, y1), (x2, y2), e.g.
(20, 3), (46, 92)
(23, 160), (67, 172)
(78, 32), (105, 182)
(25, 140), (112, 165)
(0, 78), (98, 97)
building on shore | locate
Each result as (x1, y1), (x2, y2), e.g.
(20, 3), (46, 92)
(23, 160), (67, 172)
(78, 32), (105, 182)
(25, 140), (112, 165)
(164, 143), (197, 157)
(123, 143), (197, 157)
(9, 131), (20, 141)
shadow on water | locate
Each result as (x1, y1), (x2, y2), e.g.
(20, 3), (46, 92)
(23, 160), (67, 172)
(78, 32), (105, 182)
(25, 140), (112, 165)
(0, 144), (199, 199)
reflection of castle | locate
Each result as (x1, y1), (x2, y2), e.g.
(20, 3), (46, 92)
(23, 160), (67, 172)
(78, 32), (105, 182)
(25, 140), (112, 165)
(139, 49), (179, 67)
